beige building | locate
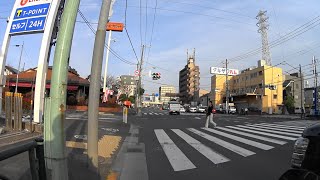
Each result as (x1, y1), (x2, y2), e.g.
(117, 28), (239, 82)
(179, 49), (200, 104)
(211, 60), (284, 114)
(159, 85), (176, 103)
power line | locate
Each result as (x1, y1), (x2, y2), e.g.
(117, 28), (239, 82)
(145, 0), (158, 66)
(228, 15), (320, 63)
(78, 10), (136, 65)
(163, 1), (254, 20)
(124, 0), (139, 63)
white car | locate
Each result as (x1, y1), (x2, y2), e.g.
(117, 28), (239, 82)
(189, 107), (197, 113)
(197, 106), (207, 113)
(180, 107), (186, 113)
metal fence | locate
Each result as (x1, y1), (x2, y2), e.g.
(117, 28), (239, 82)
(0, 138), (46, 180)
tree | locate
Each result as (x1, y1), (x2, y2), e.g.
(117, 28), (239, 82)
(284, 95), (295, 114)
(128, 96), (136, 103)
(119, 94), (128, 102)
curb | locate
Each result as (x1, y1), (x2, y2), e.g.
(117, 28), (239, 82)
(109, 124), (148, 180)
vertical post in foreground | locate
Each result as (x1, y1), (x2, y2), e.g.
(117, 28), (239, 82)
(88, 0), (112, 172)
(225, 59), (229, 114)
(44, 0), (80, 179)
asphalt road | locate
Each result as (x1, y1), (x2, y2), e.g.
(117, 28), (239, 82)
(131, 107), (319, 180)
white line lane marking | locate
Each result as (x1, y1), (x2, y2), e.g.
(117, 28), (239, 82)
(143, 113), (147, 115)
(216, 127), (287, 145)
(227, 126), (297, 141)
(149, 113), (153, 115)
(253, 123), (305, 131)
(154, 129), (196, 171)
(258, 123), (306, 129)
(202, 128), (273, 150)
(154, 113), (158, 115)
(246, 124), (303, 134)
(195, 117), (201, 119)
(236, 125), (301, 137)
(187, 128), (255, 157)
(172, 129), (230, 164)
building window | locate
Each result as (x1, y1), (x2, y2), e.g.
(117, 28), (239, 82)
(259, 71), (263, 76)
(296, 84), (299, 89)
(246, 76), (248, 80)
(273, 94), (277, 99)
(233, 80), (236, 84)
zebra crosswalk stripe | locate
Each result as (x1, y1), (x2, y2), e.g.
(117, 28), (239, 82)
(244, 124), (303, 134)
(215, 127), (287, 145)
(201, 128), (273, 150)
(187, 128), (255, 157)
(172, 129), (230, 164)
(154, 129), (196, 171)
(236, 125), (301, 137)
(227, 126), (297, 141)
(258, 123), (306, 130)
(154, 113), (158, 115)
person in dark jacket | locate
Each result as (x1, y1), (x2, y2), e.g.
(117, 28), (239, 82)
(205, 101), (217, 128)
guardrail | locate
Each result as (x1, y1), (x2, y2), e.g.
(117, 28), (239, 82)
(0, 138), (46, 180)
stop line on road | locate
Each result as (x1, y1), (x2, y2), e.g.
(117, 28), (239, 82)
(153, 122), (305, 172)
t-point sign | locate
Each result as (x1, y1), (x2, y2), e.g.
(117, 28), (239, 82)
(9, 0), (53, 35)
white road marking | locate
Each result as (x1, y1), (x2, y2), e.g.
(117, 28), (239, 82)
(202, 128), (273, 150)
(187, 128), (255, 157)
(258, 123), (306, 130)
(216, 127), (287, 145)
(172, 129), (230, 164)
(149, 113), (153, 115)
(143, 113), (147, 115)
(154, 113), (159, 115)
(154, 129), (196, 171)
(227, 126), (297, 141)
(236, 125), (301, 137)
(195, 117), (201, 119)
(245, 124), (303, 134)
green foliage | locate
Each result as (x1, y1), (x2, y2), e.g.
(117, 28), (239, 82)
(119, 94), (128, 102)
(128, 96), (136, 103)
(284, 95), (295, 113)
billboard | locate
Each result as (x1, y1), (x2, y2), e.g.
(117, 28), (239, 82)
(9, 0), (53, 35)
(210, 67), (239, 76)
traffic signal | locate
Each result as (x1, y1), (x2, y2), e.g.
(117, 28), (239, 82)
(152, 72), (161, 80)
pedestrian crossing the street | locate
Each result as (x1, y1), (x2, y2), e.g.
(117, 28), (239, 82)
(153, 122), (306, 172)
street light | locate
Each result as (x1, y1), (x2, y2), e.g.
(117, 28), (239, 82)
(14, 42), (24, 93)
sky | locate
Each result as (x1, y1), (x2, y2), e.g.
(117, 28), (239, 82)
(1, 0), (320, 94)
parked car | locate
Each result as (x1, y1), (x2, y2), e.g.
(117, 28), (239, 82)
(189, 107), (197, 113)
(180, 106), (186, 113)
(197, 106), (207, 113)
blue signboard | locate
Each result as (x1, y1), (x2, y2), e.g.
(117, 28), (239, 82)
(10, 16), (46, 34)
(14, 3), (50, 20)
(155, 93), (159, 97)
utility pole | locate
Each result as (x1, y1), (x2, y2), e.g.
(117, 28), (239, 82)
(300, 64), (304, 119)
(225, 59), (229, 114)
(137, 45), (145, 116)
(88, 0), (112, 172)
(15, 42), (24, 93)
(313, 56), (318, 115)
(261, 79), (264, 115)
(44, 0), (80, 179)
(135, 63), (139, 112)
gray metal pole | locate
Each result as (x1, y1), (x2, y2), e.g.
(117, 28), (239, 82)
(225, 59), (229, 114)
(15, 42), (24, 93)
(88, 0), (112, 172)
(300, 64), (304, 118)
(45, 0), (80, 179)
(137, 45), (145, 116)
